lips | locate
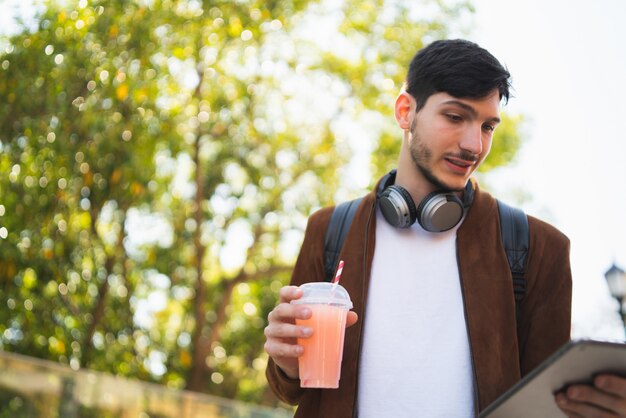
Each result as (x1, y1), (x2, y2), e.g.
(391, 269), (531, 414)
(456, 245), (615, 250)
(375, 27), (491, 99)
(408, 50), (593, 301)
(446, 156), (475, 166)
(446, 157), (472, 167)
(444, 156), (476, 174)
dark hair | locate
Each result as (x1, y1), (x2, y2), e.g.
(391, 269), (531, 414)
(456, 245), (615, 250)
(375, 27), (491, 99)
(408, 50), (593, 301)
(405, 39), (511, 111)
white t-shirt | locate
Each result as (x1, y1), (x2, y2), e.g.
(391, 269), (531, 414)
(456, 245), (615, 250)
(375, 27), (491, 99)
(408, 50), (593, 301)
(357, 208), (475, 417)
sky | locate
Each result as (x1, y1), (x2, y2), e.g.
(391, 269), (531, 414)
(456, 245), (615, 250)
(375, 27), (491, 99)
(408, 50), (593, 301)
(468, 0), (626, 340)
(1, 0), (625, 340)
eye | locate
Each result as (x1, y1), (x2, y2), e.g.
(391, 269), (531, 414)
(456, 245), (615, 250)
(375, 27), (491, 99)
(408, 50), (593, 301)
(482, 123), (496, 133)
(446, 114), (463, 123)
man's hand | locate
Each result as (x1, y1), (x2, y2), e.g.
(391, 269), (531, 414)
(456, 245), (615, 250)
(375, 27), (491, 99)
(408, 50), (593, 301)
(555, 374), (626, 417)
(264, 285), (358, 380)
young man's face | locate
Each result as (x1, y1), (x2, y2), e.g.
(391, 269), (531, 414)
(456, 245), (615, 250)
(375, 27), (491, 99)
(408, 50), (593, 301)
(407, 90), (501, 192)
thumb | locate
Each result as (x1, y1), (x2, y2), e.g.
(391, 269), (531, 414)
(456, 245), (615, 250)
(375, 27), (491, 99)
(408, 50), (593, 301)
(346, 311), (359, 328)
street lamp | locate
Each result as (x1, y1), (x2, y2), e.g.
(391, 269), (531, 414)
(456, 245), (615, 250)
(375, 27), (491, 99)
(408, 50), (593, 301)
(604, 263), (626, 328)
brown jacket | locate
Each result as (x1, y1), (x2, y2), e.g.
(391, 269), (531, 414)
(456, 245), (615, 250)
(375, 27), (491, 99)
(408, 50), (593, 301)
(266, 180), (572, 417)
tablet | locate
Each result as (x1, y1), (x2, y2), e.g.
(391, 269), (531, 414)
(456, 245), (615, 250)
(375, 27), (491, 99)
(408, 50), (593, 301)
(479, 339), (626, 418)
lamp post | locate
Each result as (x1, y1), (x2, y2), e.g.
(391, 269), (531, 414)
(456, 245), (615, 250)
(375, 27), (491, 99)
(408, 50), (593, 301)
(604, 263), (626, 329)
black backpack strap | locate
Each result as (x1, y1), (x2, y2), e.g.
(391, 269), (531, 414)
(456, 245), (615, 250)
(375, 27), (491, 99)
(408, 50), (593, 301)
(497, 199), (530, 330)
(323, 197), (363, 282)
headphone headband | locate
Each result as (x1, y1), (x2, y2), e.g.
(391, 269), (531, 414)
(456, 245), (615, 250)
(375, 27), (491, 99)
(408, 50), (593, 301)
(376, 170), (397, 198)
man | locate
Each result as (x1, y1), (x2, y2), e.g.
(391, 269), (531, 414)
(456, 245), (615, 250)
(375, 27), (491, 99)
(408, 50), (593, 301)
(264, 39), (626, 417)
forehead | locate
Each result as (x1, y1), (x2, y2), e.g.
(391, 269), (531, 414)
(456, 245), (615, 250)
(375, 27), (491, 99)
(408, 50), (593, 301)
(425, 90), (502, 114)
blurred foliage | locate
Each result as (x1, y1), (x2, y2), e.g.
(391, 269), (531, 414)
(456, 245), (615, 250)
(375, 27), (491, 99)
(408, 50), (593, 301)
(0, 0), (522, 408)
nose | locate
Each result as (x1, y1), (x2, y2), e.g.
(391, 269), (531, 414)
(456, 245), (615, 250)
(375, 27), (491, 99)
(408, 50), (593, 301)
(459, 124), (483, 156)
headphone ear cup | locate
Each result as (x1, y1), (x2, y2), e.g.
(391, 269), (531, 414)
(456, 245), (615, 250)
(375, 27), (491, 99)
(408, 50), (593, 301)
(379, 185), (418, 228)
(416, 191), (464, 232)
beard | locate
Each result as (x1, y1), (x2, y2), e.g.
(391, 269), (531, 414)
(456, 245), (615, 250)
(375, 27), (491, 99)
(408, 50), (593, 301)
(408, 118), (475, 192)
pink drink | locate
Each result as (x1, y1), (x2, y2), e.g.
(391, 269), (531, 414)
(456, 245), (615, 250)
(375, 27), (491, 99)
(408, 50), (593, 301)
(292, 282), (352, 389)
(296, 304), (348, 388)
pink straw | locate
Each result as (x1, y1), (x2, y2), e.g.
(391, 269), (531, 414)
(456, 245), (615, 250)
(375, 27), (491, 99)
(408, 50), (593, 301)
(332, 260), (344, 284)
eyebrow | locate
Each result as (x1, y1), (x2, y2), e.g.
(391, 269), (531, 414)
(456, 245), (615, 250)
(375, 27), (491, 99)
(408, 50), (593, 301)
(441, 99), (501, 124)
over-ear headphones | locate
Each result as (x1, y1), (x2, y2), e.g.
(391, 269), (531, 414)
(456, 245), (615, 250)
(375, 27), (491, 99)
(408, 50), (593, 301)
(376, 169), (474, 232)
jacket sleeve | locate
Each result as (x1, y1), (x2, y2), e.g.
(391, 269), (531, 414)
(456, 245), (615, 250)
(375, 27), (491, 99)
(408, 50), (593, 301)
(517, 216), (572, 376)
(265, 207), (333, 405)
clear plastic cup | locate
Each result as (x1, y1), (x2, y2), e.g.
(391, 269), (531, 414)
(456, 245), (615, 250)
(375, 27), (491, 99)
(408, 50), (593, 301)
(291, 282), (353, 388)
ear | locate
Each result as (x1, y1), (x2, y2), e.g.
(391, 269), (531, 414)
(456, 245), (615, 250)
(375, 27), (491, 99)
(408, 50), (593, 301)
(394, 92), (414, 130)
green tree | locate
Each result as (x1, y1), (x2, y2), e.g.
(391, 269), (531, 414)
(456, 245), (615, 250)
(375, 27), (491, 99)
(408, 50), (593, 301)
(0, 0), (522, 406)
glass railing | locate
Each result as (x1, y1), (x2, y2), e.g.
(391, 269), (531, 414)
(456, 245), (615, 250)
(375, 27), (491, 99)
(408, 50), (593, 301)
(0, 351), (292, 418)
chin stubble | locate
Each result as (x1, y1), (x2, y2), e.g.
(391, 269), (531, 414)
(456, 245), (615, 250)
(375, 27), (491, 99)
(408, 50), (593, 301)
(408, 118), (467, 192)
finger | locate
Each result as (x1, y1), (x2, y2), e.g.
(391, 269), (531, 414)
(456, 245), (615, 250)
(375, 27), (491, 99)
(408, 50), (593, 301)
(557, 386), (621, 418)
(279, 286), (303, 303)
(268, 303), (311, 323)
(264, 340), (304, 359)
(557, 399), (616, 418)
(264, 322), (313, 340)
(555, 393), (591, 418)
(595, 375), (626, 398)
(346, 311), (359, 327)
(570, 384), (625, 415)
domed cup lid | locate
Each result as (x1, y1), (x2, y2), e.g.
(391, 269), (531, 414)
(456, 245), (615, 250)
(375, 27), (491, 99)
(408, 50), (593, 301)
(290, 282), (352, 309)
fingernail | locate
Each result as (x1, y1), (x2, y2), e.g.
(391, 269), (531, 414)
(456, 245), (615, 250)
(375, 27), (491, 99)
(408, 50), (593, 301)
(301, 327), (312, 337)
(301, 308), (311, 317)
(568, 388), (580, 400)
